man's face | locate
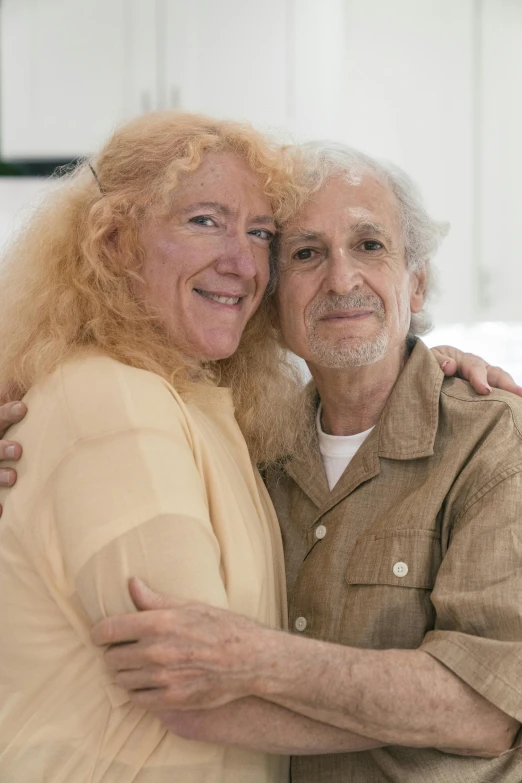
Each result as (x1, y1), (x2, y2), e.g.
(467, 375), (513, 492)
(138, 151), (274, 361)
(276, 171), (425, 369)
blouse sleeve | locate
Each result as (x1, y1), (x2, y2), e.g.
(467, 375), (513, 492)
(51, 362), (229, 624)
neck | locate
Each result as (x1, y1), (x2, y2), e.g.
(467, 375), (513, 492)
(309, 342), (409, 436)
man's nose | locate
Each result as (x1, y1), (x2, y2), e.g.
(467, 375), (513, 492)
(323, 250), (363, 294)
(216, 235), (260, 278)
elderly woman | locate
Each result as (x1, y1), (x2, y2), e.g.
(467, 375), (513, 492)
(0, 112), (518, 783)
(0, 111), (309, 782)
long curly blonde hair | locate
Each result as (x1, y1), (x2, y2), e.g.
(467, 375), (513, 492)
(0, 111), (306, 463)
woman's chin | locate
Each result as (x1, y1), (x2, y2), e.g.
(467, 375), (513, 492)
(193, 336), (243, 363)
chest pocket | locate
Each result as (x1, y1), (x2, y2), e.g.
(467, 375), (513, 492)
(346, 529), (441, 589)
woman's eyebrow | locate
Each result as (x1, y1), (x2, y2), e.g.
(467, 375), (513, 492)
(181, 201), (232, 216)
(181, 202), (275, 227)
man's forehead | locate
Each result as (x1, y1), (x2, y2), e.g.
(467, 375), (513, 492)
(284, 172), (400, 237)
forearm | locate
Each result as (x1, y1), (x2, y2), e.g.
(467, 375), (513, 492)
(158, 696), (384, 755)
(249, 632), (519, 755)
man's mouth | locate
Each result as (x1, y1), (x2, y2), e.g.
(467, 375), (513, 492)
(194, 289), (243, 306)
(320, 309), (374, 320)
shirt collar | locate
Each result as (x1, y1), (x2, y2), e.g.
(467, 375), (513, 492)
(284, 339), (444, 509)
(375, 338), (444, 460)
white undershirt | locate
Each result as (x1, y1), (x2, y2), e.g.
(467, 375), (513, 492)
(316, 404), (375, 491)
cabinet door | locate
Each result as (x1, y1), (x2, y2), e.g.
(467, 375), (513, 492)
(0, 0), (157, 160)
(162, 0), (289, 129)
(478, 0), (522, 322)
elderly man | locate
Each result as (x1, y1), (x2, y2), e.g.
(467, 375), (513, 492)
(1, 143), (522, 781)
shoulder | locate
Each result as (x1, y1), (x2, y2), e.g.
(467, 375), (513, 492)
(47, 355), (191, 442)
(441, 377), (522, 441)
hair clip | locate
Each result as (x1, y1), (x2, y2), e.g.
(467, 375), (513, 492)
(88, 163), (103, 194)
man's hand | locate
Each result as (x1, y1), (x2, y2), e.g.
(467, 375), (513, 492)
(432, 345), (522, 396)
(91, 578), (266, 711)
(0, 401), (27, 516)
(92, 580), (519, 756)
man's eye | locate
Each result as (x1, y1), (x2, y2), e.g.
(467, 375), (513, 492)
(359, 240), (384, 252)
(190, 215), (216, 227)
(293, 248), (315, 261)
(249, 228), (274, 241)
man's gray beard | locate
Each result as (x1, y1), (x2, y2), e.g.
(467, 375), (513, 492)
(306, 293), (388, 369)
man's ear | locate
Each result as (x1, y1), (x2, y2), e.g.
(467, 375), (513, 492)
(410, 266), (427, 313)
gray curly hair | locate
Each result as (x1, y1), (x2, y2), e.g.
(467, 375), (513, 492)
(291, 141), (449, 336)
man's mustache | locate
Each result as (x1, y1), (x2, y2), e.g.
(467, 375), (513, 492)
(309, 293), (385, 321)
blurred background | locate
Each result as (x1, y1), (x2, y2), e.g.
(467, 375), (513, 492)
(0, 0), (521, 378)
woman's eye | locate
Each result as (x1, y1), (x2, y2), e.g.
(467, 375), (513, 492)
(359, 240), (384, 252)
(249, 228), (274, 242)
(190, 215), (216, 227)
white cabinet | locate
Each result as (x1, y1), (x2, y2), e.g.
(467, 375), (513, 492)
(0, 0), (291, 160)
(162, 0), (289, 129)
(0, 0), (157, 159)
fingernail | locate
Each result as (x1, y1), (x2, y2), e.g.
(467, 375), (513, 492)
(12, 403), (24, 416)
(0, 469), (13, 485)
(441, 360), (450, 371)
(485, 384), (492, 393)
(5, 445), (16, 459)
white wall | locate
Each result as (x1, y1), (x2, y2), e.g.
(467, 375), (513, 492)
(0, 178), (54, 251)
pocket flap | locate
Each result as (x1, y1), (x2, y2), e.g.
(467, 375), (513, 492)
(346, 530), (440, 589)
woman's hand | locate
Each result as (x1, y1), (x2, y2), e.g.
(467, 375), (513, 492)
(0, 401), (27, 516)
(431, 346), (522, 396)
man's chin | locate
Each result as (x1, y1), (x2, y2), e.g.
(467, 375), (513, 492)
(309, 334), (389, 369)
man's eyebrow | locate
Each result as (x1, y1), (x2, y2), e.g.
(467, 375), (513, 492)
(181, 202), (275, 226)
(351, 221), (392, 241)
(283, 229), (327, 244)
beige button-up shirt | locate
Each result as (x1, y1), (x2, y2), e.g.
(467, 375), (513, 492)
(267, 339), (522, 783)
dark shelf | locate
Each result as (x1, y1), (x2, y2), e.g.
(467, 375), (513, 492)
(0, 159), (80, 177)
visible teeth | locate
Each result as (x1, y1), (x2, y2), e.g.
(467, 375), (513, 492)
(196, 289), (241, 305)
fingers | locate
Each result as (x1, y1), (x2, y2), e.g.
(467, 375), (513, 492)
(104, 639), (168, 671)
(440, 358), (458, 377)
(432, 347), (492, 394)
(462, 357), (492, 395)
(114, 666), (171, 692)
(484, 366), (522, 397)
(432, 346), (522, 396)
(0, 440), (22, 462)
(128, 577), (179, 611)
(0, 402), (27, 436)
(0, 467), (18, 487)
(91, 609), (179, 647)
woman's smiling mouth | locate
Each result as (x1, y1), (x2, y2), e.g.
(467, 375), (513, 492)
(194, 288), (244, 306)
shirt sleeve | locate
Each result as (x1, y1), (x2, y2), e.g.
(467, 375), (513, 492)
(420, 467), (522, 724)
(50, 370), (229, 626)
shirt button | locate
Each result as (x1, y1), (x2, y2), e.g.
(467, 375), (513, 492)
(315, 524), (327, 540)
(294, 616), (307, 632)
(392, 561), (409, 578)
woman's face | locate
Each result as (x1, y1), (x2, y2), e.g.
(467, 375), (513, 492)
(138, 151), (275, 361)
